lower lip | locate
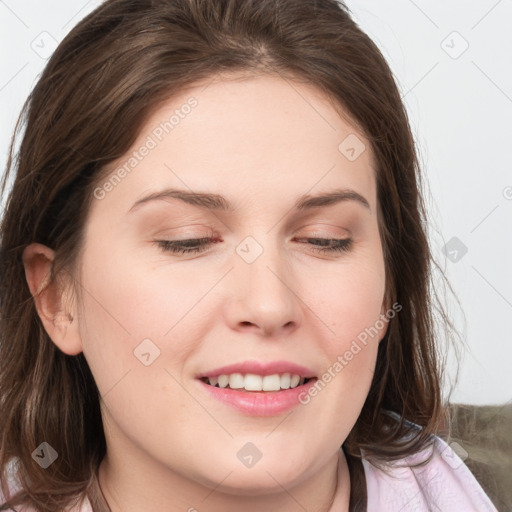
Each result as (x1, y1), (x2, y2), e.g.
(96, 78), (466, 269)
(197, 378), (318, 416)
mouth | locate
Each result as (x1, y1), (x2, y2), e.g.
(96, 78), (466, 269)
(197, 370), (319, 416)
(198, 374), (318, 393)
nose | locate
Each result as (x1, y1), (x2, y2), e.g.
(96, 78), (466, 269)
(224, 237), (303, 337)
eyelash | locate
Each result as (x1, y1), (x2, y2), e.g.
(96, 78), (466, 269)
(154, 237), (352, 255)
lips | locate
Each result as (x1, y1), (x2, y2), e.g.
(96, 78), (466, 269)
(197, 376), (318, 416)
(194, 360), (319, 415)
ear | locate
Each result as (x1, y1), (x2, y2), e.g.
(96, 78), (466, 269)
(378, 296), (393, 343)
(22, 243), (83, 356)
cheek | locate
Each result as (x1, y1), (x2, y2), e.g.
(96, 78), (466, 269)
(295, 265), (385, 449)
(308, 258), (386, 342)
(301, 261), (386, 417)
(302, 253), (387, 409)
(77, 238), (217, 399)
(77, 264), (194, 437)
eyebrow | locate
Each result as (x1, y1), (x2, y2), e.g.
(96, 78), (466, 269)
(128, 187), (371, 214)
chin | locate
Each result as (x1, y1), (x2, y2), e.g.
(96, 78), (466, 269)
(195, 456), (306, 496)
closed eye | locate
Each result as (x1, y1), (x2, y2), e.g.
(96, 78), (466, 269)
(154, 237), (352, 255)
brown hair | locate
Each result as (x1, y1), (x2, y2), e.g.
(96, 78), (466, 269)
(0, 1), (449, 510)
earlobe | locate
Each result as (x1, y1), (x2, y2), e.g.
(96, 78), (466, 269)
(378, 300), (392, 343)
(22, 243), (83, 356)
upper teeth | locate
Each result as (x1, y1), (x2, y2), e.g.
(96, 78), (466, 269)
(206, 373), (307, 391)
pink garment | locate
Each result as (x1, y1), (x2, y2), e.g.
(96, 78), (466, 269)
(1, 436), (498, 511)
(361, 435), (498, 511)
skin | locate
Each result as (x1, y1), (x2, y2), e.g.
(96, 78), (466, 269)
(23, 72), (389, 512)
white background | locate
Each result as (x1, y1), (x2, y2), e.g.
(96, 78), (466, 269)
(0, 1), (511, 405)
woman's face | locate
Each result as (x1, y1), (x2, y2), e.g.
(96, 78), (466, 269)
(73, 73), (388, 497)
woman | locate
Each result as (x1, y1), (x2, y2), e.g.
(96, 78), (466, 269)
(0, 0), (498, 510)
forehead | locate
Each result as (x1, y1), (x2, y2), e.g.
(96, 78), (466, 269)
(92, 72), (377, 217)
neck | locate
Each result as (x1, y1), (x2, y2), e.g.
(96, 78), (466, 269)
(91, 448), (351, 512)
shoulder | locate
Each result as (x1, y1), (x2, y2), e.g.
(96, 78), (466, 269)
(0, 458), (24, 511)
(362, 434), (498, 511)
(0, 487), (92, 512)
(0, 458), (93, 512)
